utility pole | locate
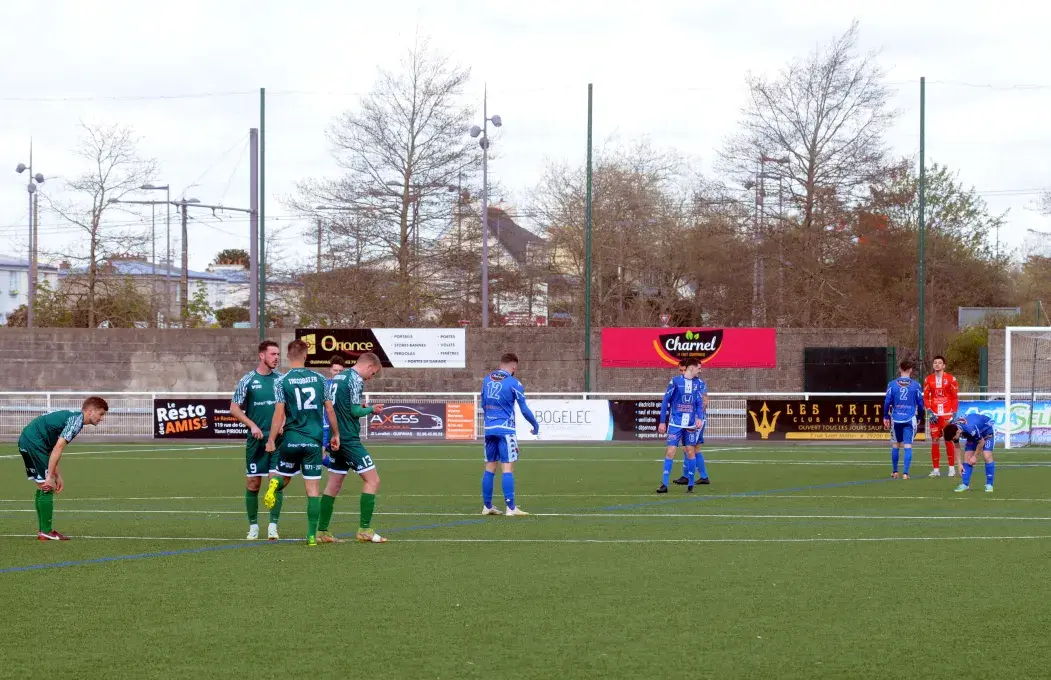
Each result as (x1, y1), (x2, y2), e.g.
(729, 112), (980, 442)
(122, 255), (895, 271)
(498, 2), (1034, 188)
(918, 76), (927, 371)
(249, 128), (259, 328)
(181, 202), (189, 321)
(316, 217), (323, 274)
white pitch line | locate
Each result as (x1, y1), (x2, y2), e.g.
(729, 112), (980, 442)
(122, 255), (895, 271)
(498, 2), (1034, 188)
(0, 445), (237, 460)
(0, 533), (243, 542)
(392, 535), (1051, 544)
(2, 509), (1051, 521)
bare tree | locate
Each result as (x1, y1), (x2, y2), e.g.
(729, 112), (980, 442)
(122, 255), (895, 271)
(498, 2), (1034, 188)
(46, 122), (156, 327)
(291, 39), (477, 324)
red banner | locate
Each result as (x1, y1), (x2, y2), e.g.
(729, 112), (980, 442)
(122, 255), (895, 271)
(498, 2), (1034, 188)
(601, 327), (777, 368)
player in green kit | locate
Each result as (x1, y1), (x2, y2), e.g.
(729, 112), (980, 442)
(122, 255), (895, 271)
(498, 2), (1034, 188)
(263, 339), (338, 547)
(16, 396), (109, 540)
(230, 340), (283, 540)
(318, 351), (387, 544)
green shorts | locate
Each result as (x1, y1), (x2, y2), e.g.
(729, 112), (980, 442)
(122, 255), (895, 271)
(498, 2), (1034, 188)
(328, 439), (376, 475)
(275, 432), (324, 480)
(17, 438), (48, 483)
(245, 434), (281, 477)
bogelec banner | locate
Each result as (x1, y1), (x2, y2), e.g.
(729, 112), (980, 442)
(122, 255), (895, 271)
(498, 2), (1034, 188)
(295, 328), (466, 369)
(601, 327), (777, 369)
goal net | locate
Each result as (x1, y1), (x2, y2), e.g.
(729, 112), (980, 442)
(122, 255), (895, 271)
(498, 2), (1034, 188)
(1005, 327), (1051, 449)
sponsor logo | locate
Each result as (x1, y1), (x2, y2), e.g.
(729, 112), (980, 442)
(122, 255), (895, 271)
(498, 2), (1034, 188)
(368, 406), (444, 436)
(654, 329), (724, 365)
(748, 402), (781, 440)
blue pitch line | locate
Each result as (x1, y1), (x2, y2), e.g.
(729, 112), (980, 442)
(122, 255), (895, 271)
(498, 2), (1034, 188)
(599, 478), (895, 512)
(0, 518), (487, 576)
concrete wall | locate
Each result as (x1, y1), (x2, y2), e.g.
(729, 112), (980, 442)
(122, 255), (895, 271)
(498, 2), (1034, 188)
(0, 327), (889, 394)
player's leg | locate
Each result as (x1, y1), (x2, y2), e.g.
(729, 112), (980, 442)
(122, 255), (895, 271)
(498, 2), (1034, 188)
(928, 418), (942, 477)
(901, 421), (915, 479)
(21, 444), (65, 541)
(317, 459), (348, 542)
(956, 444), (979, 492)
(982, 439), (995, 492)
(356, 461), (387, 542)
(264, 433), (284, 539)
(683, 445), (697, 493)
(890, 425), (901, 478)
(482, 436), (502, 514)
(944, 418), (958, 476)
(659, 431), (680, 493)
(673, 445), (690, 485)
(302, 444), (325, 546)
(694, 423), (709, 483)
(244, 439), (269, 539)
(501, 435), (527, 516)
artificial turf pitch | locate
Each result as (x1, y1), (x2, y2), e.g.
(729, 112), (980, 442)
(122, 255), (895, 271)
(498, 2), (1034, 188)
(2, 440), (1050, 679)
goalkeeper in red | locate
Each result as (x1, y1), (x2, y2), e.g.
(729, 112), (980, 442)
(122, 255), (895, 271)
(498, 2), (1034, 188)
(923, 355), (960, 477)
(16, 396), (109, 540)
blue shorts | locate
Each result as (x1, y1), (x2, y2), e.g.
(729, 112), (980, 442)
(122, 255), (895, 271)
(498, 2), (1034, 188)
(964, 437), (994, 453)
(891, 420), (915, 445)
(322, 425), (330, 450)
(484, 434), (520, 463)
(666, 426), (701, 448)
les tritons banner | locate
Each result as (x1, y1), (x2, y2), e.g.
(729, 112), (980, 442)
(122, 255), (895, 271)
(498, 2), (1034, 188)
(746, 398), (925, 441)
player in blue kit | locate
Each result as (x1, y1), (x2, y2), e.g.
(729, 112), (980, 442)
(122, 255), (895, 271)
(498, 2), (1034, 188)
(657, 358), (706, 493)
(882, 360), (925, 480)
(944, 413), (996, 493)
(480, 353), (540, 517)
(671, 360), (711, 486)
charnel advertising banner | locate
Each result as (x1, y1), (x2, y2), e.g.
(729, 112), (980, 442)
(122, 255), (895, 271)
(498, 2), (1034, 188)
(601, 327), (777, 369)
(153, 399), (248, 439)
(295, 328), (466, 369)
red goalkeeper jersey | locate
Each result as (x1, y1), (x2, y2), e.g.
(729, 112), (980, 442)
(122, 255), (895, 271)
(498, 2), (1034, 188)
(923, 372), (959, 417)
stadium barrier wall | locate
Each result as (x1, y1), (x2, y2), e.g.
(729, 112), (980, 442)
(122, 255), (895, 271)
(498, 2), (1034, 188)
(0, 392), (1021, 441)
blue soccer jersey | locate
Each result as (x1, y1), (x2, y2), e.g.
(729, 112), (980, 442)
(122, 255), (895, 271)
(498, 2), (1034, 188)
(660, 375), (706, 429)
(481, 369), (539, 435)
(884, 377), (924, 423)
(956, 413), (995, 451)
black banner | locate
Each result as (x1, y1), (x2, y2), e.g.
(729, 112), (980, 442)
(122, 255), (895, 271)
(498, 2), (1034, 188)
(746, 397), (923, 440)
(153, 399), (248, 439)
(366, 403), (446, 439)
(295, 328), (393, 368)
(610, 399), (665, 441)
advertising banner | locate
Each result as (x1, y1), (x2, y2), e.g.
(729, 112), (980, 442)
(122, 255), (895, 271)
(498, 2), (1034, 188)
(153, 398), (248, 439)
(366, 403), (447, 439)
(444, 402), (477, 440)
(601, 327), (777, 369)
(957, 400), (1051, 446)
(744, 397), (921, 440)
(514, 399), (612, 441)
(295, 328), (466, 369)
(609, 399), (665, 441)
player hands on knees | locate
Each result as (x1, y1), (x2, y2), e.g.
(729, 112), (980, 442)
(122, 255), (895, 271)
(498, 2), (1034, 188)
(18, 396), (109, 541)
(884, 361), (923, 480)
(945, 414), (996, 494)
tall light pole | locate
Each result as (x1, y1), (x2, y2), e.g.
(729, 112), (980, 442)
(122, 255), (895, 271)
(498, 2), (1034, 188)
(756, 154), (789, 325)
(469, 87), (502, 328)
(15, 146), (45, 328)
(140, 183), (170, 325)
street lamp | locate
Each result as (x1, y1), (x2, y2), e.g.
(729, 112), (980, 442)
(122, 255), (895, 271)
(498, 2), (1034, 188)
(469, 88), (502, 328)
(140, 183), (170, 325)
(15, 148), (45, 329)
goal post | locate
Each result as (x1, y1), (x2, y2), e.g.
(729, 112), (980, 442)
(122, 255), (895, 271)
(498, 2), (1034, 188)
(1004, 326), (1051, 449)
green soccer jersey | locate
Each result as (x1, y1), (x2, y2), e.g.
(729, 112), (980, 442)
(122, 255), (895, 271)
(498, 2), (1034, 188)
(326, 368), (373, 440)
(20, 410), (85, 454)
(233, 369), (282, 433)
(274, 367), (327, 441)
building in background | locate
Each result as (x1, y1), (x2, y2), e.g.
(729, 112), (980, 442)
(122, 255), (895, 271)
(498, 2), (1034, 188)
(0, 258), (62, 325)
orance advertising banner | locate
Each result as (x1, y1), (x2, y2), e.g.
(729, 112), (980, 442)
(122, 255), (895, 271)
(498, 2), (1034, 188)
(295, 328), (466, 368)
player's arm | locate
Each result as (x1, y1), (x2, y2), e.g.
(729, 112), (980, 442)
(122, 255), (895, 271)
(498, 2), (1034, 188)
(515, 387), (540, 435)
(230, 402), (261, 439)
(915, 383), (925, 419)
(948, 376), (959, 416)
(323, 399), (339, 450)
(882, 384), (893, 427)
(43, 438), (69, 491)
(266, 403), (285, 452)
(659, 381), (675, 434)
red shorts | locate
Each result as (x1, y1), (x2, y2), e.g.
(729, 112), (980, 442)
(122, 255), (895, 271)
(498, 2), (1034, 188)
(928, 414), (954, 439)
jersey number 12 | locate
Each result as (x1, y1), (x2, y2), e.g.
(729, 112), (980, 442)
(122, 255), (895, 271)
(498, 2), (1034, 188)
(295, 387), (317, 410)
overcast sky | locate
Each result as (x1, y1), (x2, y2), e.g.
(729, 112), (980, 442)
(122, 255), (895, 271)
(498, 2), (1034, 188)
(1, 0), (1049, 273)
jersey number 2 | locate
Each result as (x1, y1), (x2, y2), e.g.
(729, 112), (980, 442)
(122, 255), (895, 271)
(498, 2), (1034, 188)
(899, 387), (907, 400)
(295, 387), (317, 410)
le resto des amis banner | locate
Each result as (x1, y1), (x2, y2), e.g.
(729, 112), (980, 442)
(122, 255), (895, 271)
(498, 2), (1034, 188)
(601, 327), (777, 369)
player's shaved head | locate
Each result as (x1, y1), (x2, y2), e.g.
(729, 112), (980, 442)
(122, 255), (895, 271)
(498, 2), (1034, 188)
(287, 339), (309, 360)
(353, 352), (382, 379)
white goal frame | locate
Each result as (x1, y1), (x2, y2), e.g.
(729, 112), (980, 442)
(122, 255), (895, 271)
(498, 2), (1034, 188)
(1004, 326), (1051, 449)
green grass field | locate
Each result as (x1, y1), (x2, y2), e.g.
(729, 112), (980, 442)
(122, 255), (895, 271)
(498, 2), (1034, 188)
(2, 440), (1051, 679)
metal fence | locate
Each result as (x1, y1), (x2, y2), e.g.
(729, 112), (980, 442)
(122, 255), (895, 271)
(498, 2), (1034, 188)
(0, 391), (1019, 440)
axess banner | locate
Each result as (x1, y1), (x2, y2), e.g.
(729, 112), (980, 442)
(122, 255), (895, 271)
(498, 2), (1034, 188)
(366, 402), (476, 440)
(745, 397), (922, 441)
(295, 328), (466, 369)
(154, 399), (248, 439)
(601, 327), (777, 369)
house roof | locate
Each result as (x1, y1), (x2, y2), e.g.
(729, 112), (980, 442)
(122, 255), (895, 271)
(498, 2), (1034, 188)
(211, 267), (300, 286)
(62, 260), (228, 282)
(485, 207), (545, 265)
(0, 258), (60, 271)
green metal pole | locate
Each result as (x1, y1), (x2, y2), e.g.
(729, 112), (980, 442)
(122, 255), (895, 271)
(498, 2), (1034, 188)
(583, 83), (593, 393)
(259, 87), (266, 340)
(918, 76), (926, 370)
